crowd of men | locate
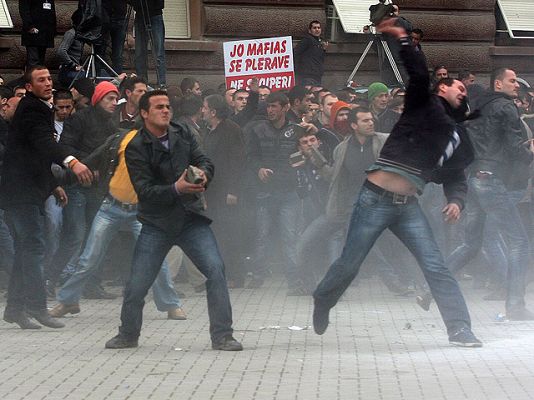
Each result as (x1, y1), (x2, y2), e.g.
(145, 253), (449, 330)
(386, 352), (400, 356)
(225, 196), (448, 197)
(1, 5), (534, 350)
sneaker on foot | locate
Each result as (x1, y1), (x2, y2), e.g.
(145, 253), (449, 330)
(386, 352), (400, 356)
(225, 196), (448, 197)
(449, 327), (483, 348)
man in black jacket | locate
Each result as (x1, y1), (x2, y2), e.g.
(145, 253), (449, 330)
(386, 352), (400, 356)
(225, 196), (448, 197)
(294, 20), (328, 86)
(128, 0), (166, 87)
(19, 0), (56, 68)
(445, 68), (534, 321)
(105, 90), (242, 351)
(0, 66), (92, 330)
(312, 19), (482, 348)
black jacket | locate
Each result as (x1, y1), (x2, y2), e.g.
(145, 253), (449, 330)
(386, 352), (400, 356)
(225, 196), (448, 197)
(0, 93), (70, 208)
(60, 105), (118, 160)
(375, 37), (474, 209)
(293, 33), (325, 82)
(465, 91), (532, 180)
(125, 121), (213, 236)
(204, 119), (245, 209)
(244, 119), (300, 193)
(19, 0), (56, 48)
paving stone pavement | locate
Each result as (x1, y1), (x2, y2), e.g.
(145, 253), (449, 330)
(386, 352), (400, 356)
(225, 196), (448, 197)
(1, 276), (534, 400)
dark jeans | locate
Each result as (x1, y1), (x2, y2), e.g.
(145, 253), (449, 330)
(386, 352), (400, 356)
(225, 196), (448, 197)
(4, 204), (47, 313)
(119, 215), (234, 343)
(209, 203), (246, 285)
(46, 186), (102, 284)
(0, 209), (14, 275)
(253, 191), (300, 287)
(134, 14), (166, 85)
(110, 16), (127, 74)
(314, 186), (472, 336)
(446, 176), (530, 311)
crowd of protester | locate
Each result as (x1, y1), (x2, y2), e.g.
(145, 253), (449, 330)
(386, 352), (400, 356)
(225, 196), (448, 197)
(1, 4), (534, 350)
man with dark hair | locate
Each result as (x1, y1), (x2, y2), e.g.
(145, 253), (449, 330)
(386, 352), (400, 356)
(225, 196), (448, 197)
(434, 66), (449, 83)
(129, 0), (166, 87)
(294, 20), (328, 86)
(180, 77), (202, 97)
(49, 94), (186, 321)
(19, 0), (57, 68)
(244, 92), (305, 293)
(0, 66), (92, 330)
(312, 19), (483, 347)
(287, 86), (313, 123)
(177, 95), (204, 145)
(230, 78), (260, 128)
(114, 77), (147, 129)
(14, 86), (27, 98)
(231, 89), (249, 115)
(105, 90), (242, 351)
(202, 94), (246, 287)
(0, 86), (13, 119)
(441, 67), (534, 320)
(43, 89), (74, 297)
(258, 85), (271, 102)
(458, 70), (476, 87)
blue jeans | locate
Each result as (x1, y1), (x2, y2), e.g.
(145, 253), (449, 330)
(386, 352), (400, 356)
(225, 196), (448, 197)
(0, 209), (14, 275)
(119, 215), (234, 343)
(48, 186), (102, 283)
(4, 205), (47, 313)
(446, 176), (529, 310)
(57, 199), (181, 310)
(44, 195), (63, 275)
(134, 14), (166, 86)
(314, 186), (472, 336)
(253, 191), (301, 286)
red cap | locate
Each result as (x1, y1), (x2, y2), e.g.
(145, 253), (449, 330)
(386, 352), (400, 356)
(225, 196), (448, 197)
(91, 81), (119, 106)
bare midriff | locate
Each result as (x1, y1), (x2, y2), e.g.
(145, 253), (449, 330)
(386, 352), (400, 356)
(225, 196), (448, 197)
(367, 169), (418, 196)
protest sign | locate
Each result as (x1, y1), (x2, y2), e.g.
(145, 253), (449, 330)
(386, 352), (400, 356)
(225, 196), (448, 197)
(223, 36), (295, 91)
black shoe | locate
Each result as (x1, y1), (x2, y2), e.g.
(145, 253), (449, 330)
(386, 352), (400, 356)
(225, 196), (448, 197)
(45, 280), (56, 299)
(416, 292), (433, 311)
(483, 287), (506, 301)
(26, 309), (65, 328)
(105, 334), (138, 349)
(211, 335), (243, 351)
(246, 277), (264, 289)
(3, 310), (41, 330)
(313, 303), (330, 335)
(83, 285), (117, 300)
(449, 327), (483, 348)
(507, 307), (534, 321)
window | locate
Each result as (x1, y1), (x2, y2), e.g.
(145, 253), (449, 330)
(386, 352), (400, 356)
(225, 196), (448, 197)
(162, 0), (190, 39)
(497, 0), (534, 39)
(0, 0), (13, 29)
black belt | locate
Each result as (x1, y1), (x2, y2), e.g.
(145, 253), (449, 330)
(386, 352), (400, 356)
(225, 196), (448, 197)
(363, 180), (416, 205)
(105, 195), (137, 212)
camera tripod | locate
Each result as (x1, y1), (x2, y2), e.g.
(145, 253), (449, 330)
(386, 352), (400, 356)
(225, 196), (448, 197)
(346, 32), (405, 88)
(69, 43), (120, 88)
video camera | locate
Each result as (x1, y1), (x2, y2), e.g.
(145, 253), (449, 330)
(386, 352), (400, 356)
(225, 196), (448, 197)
(369, 0), (396, 26)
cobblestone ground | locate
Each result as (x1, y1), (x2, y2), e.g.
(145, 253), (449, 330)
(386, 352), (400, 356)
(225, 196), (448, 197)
(1, 276), (534, 400)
